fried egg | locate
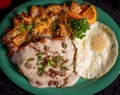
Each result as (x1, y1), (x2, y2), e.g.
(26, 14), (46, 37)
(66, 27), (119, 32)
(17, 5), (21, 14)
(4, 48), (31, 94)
(74, 21), (118, 79)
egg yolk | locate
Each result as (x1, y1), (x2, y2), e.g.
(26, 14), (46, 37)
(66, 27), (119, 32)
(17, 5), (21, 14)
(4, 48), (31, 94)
(91, 34), (107, 52)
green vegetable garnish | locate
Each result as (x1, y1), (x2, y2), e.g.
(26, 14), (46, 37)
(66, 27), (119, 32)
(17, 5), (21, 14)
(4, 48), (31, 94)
(37, 66), (45, 75)
(19, 23), (24, 32)
(67, 18), (90, 39)
(51, 19), (59, 37)
(25, 25), (33, 35)
(37, 53), (43, 59)
(47, 60), (55, 66)
(60, 65), (68, 70)
(19, 23), (33, 35)
(56, 55), (61, 61)
(26, 25), (33, 31)
(34, 21), (39, 27)
(36, 53), (43, 65)
(26, 58), (33, 62)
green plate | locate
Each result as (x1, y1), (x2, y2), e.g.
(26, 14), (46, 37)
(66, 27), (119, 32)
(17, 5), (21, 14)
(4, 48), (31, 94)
(0, 0), (120, 95)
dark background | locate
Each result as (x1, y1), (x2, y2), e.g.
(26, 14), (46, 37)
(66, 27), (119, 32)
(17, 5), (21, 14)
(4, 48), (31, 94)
(0, 0), (120, 95)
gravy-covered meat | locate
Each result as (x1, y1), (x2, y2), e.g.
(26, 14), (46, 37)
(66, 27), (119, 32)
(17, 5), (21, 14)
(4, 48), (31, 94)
(11, 38), (79, 88)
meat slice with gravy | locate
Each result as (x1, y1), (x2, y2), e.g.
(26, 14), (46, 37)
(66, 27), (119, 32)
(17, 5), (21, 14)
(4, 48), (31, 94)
(11, 38), (79, 88)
